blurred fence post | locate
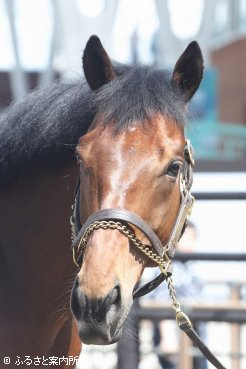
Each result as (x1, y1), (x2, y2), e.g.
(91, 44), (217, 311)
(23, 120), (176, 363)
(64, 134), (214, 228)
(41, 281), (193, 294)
(117, 300), (139, 369)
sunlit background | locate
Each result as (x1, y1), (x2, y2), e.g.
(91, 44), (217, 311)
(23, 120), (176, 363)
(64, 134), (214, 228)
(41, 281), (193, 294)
(0, 0), (246, 368)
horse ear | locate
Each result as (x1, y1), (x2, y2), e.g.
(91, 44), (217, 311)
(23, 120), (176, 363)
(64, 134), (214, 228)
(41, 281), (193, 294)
(172, 41), (203, 102)
(83, 35), (115, 91)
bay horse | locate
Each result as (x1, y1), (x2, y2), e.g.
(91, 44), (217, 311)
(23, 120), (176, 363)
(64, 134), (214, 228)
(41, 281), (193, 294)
(0, 36), (203, 368)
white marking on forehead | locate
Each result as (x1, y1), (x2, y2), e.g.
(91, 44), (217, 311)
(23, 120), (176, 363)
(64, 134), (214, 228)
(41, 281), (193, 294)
(128, 127), (136, 132)
(100, 142), (142, 208)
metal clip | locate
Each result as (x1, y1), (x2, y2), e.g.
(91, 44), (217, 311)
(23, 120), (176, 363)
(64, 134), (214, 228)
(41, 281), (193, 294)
(187, 194), (195, 217)
(176, 311), (192, 328)
(167, 277), (192, 329)
(159, 259), (171, 277)
(185, 139), (195, 166)
(72, 248), (80, 268)
(179, 175), (187, 198)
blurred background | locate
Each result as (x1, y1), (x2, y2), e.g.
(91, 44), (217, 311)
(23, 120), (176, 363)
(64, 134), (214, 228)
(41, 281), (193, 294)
(0, 0), (245, 368)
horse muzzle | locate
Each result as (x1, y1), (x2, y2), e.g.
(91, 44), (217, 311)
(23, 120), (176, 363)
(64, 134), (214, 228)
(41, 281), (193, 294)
(70, 276), (128, 344)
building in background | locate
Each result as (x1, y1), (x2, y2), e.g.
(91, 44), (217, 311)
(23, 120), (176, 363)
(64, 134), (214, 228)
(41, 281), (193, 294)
(0, 0), (246, 171)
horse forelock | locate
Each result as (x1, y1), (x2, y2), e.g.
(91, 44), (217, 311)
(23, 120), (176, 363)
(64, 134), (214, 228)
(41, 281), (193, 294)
(96, 65), (187, 132)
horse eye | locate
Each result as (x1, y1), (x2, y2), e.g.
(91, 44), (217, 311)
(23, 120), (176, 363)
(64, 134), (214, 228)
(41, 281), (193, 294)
(165, 161), (182, 177)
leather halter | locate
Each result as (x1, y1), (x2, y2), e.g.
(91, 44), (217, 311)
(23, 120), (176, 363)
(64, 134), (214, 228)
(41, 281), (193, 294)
(71, 139), (194, 297)
(70, 139), (227, 369)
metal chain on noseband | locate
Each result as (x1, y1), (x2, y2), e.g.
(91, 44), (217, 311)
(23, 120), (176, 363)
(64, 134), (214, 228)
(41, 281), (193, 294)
(70, 207), (77, 242)
(71, 212), (192, 329)
(71, 207), (190, 322)
(71, 218), (171, 275)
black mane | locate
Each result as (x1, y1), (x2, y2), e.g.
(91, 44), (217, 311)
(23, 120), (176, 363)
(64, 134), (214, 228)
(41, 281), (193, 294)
(0, 64), (187, 188)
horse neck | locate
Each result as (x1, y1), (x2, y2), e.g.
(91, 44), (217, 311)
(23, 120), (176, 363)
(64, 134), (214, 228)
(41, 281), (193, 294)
(0, 163), (78, 304)
(0, 163), (82, 357)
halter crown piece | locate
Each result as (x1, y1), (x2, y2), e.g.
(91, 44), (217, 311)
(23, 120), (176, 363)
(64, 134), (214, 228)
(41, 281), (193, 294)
(70, 139), (227, 369)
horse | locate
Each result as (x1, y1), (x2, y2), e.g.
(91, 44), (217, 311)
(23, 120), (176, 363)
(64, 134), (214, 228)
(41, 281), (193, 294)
(0, 35), (203, 368)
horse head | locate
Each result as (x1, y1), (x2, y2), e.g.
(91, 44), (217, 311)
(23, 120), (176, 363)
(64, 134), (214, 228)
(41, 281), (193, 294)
(70, 35), (203, 344)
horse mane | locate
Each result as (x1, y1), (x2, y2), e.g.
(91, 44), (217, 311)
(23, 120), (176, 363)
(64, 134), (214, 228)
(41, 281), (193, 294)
(0, 63), (187, 188)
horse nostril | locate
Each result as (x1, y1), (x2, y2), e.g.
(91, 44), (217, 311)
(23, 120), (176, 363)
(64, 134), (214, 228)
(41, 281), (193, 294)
(111, 285), (121, 306)
(106, 285), (122, 325)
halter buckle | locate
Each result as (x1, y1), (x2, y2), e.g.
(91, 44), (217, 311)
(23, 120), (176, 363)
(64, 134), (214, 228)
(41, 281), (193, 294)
(185, 139), (195, 166)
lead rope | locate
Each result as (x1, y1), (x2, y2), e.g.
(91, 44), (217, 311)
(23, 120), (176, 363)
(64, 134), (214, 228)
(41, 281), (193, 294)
(166, 273), (226, 369)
